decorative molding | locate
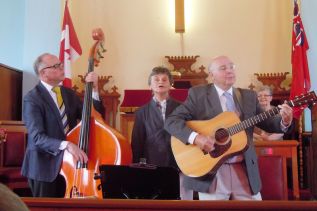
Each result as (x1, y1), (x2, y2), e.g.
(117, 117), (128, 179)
(165, 55), (208, 88)
(73, 75), (120, 128)
(165, 55), (199, 72)
(254, 72), (290, 92)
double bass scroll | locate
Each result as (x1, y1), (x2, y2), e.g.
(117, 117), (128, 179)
(60, 28), (132, 199)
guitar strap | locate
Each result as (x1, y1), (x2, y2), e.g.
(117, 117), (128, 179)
(234, 88), (253, 146)
(233, 87), (243, 117)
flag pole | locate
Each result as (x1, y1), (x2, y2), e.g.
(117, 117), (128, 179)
(298, 112), (304, 189)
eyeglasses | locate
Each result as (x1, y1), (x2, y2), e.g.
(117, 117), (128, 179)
(257, 94), (272, 98)
(216, 64), (236, 71)
(41, 63), (63, 71)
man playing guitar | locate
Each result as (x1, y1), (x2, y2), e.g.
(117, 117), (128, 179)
(165, 55), (294, 200)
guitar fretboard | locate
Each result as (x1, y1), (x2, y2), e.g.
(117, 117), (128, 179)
(226, 90), (317, 136)
(228, 107), (281, 136)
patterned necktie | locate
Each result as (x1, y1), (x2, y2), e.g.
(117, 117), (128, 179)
(223, 92), (236, 112)
(156, 99), (169, 121)
(52, 86), (69, 134)
(156, 102), (165, 121)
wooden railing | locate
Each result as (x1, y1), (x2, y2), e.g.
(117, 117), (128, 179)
(22, 198), (317, 211)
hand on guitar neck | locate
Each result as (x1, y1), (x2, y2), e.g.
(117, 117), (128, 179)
(194, 134), (215, 154)
(278, 102), (293, 126)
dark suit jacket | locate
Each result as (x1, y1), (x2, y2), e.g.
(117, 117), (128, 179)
(21, 82), (104, 182)
(165, 84), (286, 194)
(131, 98), (180, 168)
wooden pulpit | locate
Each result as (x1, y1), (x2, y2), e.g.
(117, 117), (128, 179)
(255, 140), (299, 199)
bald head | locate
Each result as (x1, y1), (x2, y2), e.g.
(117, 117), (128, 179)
(208, 55), (236, 91)
(208, 56), (233, 73)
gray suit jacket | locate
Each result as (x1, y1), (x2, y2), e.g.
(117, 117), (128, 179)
(22, 83), (104, 182)
(164, 84), (285, 194)
(131, 98), (180, 168)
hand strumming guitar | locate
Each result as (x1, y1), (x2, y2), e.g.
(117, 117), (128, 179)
(194, 134), (215, 154)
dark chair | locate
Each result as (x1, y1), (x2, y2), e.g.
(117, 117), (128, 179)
(258, 155), (288, 200)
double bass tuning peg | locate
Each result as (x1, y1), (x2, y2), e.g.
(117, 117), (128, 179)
(100, 43), (107, 53)
(97, 50), (104, 59)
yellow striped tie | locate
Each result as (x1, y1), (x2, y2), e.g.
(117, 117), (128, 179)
(52, 86), (69, 134)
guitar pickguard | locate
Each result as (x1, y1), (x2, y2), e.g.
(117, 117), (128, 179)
(209, 140), (232, 158)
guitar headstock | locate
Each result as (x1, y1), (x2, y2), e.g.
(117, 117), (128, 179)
(289, 91), (317, 108)
(89, 28), (107, 67)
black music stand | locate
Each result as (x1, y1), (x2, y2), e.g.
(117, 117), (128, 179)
(98, 164), (180, 199)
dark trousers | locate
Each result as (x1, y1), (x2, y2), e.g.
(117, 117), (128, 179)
(28, 174), (66, 197)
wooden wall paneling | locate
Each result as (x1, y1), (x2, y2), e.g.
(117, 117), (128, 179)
(0, 64), (22, 120)
(120, 113), (135, 143)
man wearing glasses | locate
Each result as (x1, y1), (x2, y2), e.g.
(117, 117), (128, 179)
(22, 53), (104, 197)
(165, 55), (293, 200)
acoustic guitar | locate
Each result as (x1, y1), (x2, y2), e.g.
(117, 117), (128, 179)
(171, 91), (316, 177)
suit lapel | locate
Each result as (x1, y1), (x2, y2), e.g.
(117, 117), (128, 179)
(38, 83), (64, 133)
(207, 84), (223, 115)
(166, 98), (175, 116)
(150, 99), (164, 122)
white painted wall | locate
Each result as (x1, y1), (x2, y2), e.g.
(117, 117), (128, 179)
(0, 0), (25, 69)
(69, 0), (293, 94)
(22, 0), (61, 96)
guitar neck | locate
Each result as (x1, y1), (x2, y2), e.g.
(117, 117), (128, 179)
(228, 106), (282, 136)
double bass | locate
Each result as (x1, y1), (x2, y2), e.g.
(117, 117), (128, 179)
(60, 28), (132, 198)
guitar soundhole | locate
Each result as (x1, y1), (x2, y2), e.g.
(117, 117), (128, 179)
(215, 128), (229, 144)
(210, 128), (231, 158)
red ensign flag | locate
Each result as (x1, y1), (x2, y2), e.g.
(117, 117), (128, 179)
(59, 0), (82, 88)
(290, 0), (311, 119)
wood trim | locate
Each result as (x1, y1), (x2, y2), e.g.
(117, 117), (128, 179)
(255, 140), (299, 199)
(73, 75), (120, 128)
(23, 198), (317, 210)
(175, 0), (185, 33)
(0, 64), (23, 120)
